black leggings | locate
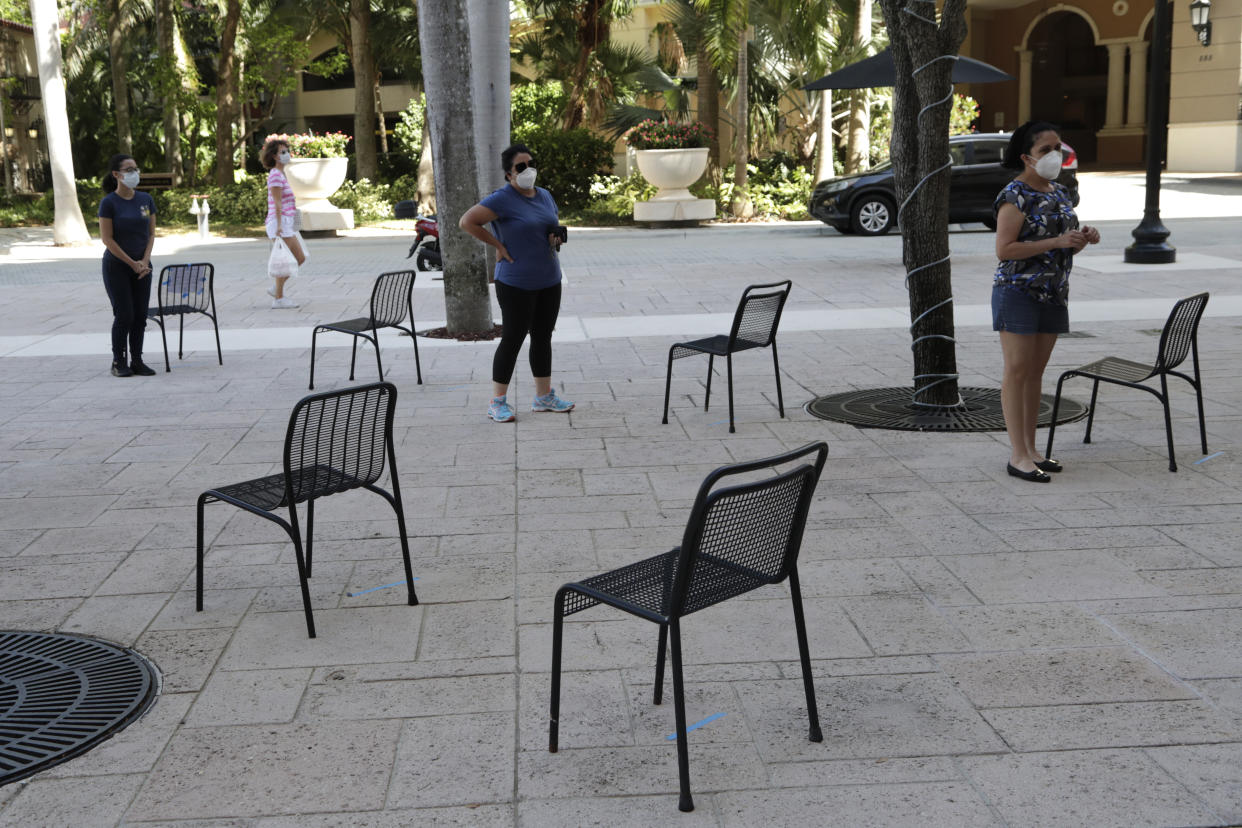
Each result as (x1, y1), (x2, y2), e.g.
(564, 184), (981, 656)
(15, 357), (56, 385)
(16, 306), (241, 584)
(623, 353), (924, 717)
(492, 281), (561, 385)
(102, 255), (152, 362)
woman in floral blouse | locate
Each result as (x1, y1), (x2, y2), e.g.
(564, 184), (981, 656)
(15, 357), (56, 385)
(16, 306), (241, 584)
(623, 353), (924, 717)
(993, 121), (1100, 482)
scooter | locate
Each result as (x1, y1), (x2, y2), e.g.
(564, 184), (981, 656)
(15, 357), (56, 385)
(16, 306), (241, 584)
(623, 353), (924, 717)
(406, 215), (442, 272)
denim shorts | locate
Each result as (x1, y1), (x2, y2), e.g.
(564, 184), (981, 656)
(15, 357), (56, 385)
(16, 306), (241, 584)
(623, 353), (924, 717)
(992, 285), (1069, 334)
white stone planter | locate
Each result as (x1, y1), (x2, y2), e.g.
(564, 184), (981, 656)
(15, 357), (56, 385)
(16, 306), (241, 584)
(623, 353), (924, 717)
(633, 148), (714, 222)
(284, 157), (354, 232)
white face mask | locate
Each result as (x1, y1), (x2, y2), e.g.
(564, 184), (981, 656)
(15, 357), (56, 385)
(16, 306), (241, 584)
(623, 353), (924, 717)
(278, 151), (292, 164)
(514, 168), (537, 189)
(1031, 150), (1062, 181)
(121, 171), (140, 189)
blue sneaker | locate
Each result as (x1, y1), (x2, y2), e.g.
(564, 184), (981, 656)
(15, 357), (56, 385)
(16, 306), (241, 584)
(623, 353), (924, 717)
(488, 396), (516, 422)
(532, 391), (574, 413)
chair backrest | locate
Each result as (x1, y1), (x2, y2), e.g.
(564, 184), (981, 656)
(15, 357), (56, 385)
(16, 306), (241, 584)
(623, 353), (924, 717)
(1155, 292), (1209, 373)
(369, 270), (416, 328)
(283, 382), (396, 503)
(156, 263), (214, 314)
(728, 280), (793, 350)
(669, 442), (828, 617)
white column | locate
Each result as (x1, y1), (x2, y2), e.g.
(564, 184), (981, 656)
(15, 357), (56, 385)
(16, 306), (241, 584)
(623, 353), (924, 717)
(1104, 43), (1128, 129)
(1017, 49), (1032, 124)
(1127, 40), (1148, 127)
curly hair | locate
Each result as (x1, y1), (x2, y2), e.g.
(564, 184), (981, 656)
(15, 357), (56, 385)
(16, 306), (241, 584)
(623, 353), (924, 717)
(1002, 121), (1060, 171)
(260, 138), (290, 170)
(500, 143), (533, 174)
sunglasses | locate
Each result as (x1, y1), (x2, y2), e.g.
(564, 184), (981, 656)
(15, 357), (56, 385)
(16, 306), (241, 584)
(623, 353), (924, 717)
(512, 160), (537, 174)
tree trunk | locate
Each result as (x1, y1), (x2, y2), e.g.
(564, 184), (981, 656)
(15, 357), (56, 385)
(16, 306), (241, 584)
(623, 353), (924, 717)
(418, 0), (491, 333)
(213, 0), (241, 186)
(106, 0), (132, 154)
(468, 0), (510, 196)
(730, 27), (752, 218)
(844, 0), (872, 173)
(29, 0), (90, 244)
(374, 80), (388, 155)
(416, 120), (435, 214)
(561, 0), (607, 130)
(155, 0), (183, 183)
(696, 41), (720, 171)
(351, 0), (377, 181)
(877, 0), (968, 408)
(815, 89), (834, 182)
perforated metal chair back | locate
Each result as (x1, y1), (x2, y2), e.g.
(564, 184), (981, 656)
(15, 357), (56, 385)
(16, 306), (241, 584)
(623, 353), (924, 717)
(156, 263), (214, 314)
(283, 382), (395, 504)
(729, 280), (792, 350)
(369, 270), (415, 329)
(1155, 292), (1209, 374)
(669, 443), (826, 617)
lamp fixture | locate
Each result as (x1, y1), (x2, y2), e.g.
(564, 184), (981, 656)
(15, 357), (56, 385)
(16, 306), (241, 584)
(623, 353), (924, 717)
(27, 127), (37, 139)
(1189, 0), (1211, 46)
(2, 126), (11, 139)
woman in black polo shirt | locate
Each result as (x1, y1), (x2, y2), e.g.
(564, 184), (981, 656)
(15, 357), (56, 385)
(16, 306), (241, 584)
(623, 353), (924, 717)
(98, 153), (157, 377)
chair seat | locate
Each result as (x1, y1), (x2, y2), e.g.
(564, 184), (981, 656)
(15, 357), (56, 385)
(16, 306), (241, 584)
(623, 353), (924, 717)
(316, 317), (378, 334)
(149, 304), (205, 318)
(1068, 356), (1155, 384)
(563, 548), (773, 620)
(205, 465), (369, 512)
(672, 335), (765, 359)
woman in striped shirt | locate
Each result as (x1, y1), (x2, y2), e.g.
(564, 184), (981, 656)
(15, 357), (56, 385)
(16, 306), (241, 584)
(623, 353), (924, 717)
(261, 138), (306, 309)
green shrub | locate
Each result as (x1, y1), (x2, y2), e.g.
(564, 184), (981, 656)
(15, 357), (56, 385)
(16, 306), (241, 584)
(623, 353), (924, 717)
(393, 95), (425, 158)
(511, 81), (567, 133)
(511, 125), (614, 211)
(330, 179), (393, 222)
(388, 174), (422, 204)
(697, 157), (813, 221)
(153, 175), (269, 226)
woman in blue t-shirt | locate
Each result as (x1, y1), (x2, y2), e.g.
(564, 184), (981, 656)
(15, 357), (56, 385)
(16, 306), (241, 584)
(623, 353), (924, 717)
(98, 153), (157, 377)
(460, 143), (574, 423)
(992, 122), (1100, 481)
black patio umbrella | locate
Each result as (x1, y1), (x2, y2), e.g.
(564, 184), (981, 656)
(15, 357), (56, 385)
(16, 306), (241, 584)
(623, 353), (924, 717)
(803, 49), (1014, 91)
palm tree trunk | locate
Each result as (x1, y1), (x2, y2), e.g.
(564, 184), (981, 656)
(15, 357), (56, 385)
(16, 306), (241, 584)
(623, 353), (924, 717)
(106, 0), (132, 154)
(155, 0), (183, 183)
(29, 0), (90, 244)
(696, 42), (720, 171)
(815, 89), (834, 182)
(844, 0), (872, 173)
(351, 0), (378, 181)
(374, 80), (388, 154)
(730, 27), (752, 218)
(213, 0), (241, 186)
(418, 0), (491, 333)
(468, 0), (510, 195)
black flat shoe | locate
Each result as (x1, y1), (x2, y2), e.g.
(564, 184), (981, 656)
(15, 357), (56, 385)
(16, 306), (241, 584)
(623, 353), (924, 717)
(111, 361), (133, 377)
(130, 361), (157, 376)
(1035, 458), (1063, 473)
(1007, 463), (1051, 483)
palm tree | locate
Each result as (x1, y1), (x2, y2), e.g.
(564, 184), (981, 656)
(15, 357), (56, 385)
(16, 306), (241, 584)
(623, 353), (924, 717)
(694, 0), (751, 216)
(349, 0), (376, 180)
(29, 0), (91, 244)
(213, 0), (242, 185)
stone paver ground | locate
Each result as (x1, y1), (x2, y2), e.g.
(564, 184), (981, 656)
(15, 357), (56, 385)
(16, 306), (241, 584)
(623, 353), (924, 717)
(1, 173), (1242, 825)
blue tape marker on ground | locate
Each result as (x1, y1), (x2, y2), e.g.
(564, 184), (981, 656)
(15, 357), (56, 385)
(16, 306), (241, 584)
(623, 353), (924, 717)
(346, 578), (418, 598)
(1194, 451), (1224, 465)
(667, 712), (726, 741)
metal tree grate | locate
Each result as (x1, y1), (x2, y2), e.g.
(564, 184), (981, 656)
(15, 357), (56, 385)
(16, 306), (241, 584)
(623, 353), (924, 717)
(0, 631), (158, 785)
(805, 386), (1089, 432)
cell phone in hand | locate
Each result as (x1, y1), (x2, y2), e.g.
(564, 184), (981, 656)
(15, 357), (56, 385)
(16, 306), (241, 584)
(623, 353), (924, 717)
(552, 225), (568, 244)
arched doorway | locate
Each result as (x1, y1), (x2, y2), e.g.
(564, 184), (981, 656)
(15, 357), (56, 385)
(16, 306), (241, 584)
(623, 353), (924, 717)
(1028, 12), (1107, 163)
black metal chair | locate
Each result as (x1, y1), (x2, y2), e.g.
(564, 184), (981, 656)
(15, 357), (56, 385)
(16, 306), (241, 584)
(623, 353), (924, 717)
(662, 280), (792, 433)
(195, 382), (417, 638)
(549, 441), (828, 812)
(147, 263), (222, 372)
(309, 270), (422, 390)
(1046, 292), (1209, 472)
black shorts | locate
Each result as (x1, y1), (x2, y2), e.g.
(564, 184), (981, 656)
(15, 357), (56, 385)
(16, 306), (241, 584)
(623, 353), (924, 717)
(992, 285), (1068, 334)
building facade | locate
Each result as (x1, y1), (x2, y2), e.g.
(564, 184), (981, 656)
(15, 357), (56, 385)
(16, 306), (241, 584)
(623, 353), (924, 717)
(0, 19), (46, 193)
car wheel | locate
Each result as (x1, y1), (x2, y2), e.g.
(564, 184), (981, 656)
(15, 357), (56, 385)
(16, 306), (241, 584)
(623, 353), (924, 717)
(851, 195), (895, 236)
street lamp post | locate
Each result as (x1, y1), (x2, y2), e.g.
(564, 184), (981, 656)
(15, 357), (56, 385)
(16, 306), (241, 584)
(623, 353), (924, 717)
(1126, 0), (1175, 263)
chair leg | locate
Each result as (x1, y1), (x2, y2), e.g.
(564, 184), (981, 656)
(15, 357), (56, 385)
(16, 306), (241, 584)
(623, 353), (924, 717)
(772, 343), (785, 419)
(286, 504), (317, 639)
(178, 313), (185, 360)
(787, 569), (823, 742)
(549, 589), (568, 752)
(157, 318), (171, 373)
(305, 498), (314, 577)
(704, 355), (714, 412)
(669, 619), (694, 812)
(309, 328), (320, 390)
(212, 314), (223, 366)
(1160, 374), (1177, 472)
(372, 334), (384, 381)
(654, 624), (668, 705)
(195, 494), (207, 611)
(726, 354), (735, 434)
(383, 480), (419, 606)
(1045, 374), (1067, 459)
(1083, 380), (1101, 444)
(349, 337), (359, 381)
(662, 348), (676, 425)
(409, 327), (423, 384)
(1193, 376), (1208, 456)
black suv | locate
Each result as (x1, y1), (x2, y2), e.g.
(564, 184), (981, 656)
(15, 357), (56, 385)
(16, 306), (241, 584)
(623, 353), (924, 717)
(808, 133), (1079, 235)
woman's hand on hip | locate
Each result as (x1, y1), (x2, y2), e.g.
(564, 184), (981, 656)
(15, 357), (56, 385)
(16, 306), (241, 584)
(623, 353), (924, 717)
(496, 244), (513, 263)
